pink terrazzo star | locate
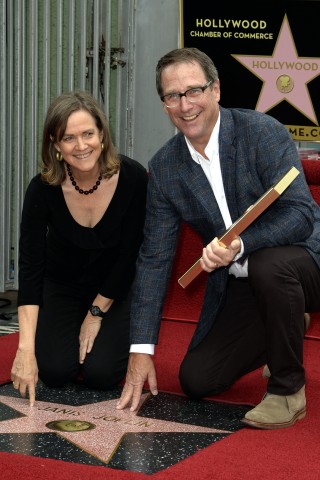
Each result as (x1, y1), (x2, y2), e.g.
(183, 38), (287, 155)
(232, 15), (320, 124)
(0, 394), (230, 464)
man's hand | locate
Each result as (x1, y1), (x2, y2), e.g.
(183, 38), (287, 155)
(79, 315), (102, 364)
(11, 349), (38, 406)
(116, 353), (158, 412)
(200, 236), (241, 272)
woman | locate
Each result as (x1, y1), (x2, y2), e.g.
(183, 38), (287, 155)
(11, 90), (148, 405)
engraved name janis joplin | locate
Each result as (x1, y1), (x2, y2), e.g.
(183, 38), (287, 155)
(0, 384), (250, 473)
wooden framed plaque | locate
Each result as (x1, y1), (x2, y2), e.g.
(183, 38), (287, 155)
(178, 166), (300, 288)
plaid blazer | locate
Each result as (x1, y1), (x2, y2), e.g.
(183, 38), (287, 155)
(130, 106), (320, 350)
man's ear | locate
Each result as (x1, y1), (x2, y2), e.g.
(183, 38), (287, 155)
(213, 79), (221, 102)
(162, 103), (169, 116)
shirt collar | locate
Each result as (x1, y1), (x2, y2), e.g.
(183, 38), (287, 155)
(185, 112), (220, 164)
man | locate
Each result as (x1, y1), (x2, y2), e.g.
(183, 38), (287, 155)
(117, 47), (320, 429)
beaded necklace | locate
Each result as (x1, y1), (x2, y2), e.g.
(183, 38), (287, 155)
(66, 164), (102, 195)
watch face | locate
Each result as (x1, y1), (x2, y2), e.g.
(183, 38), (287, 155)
(90, 306), (103, 316)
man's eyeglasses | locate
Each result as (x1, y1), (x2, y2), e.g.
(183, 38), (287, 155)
(160, 80), (213, 108)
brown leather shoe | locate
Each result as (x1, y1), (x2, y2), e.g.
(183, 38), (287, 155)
(262, 313), (311, 379)
(242, 386), (306, 429)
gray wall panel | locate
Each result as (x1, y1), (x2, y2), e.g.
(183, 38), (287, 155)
(129, 0), (180, 167)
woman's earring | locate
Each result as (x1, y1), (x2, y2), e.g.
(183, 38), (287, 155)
(56, 151), (63, 161)
(101, 143), (104, 152)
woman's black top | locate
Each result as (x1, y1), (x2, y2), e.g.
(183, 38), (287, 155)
(17, 155), (148, 306)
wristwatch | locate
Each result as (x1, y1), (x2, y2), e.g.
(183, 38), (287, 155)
(89, 305), (106, 317)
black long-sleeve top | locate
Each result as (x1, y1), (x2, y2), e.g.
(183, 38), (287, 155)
(17, 155), (148, 306)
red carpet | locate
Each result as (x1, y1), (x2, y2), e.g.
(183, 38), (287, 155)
(1, 315), (320, 480)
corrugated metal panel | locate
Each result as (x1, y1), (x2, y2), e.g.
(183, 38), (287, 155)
(0, 0), (119, 291)
(0, 1), (9, 291)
